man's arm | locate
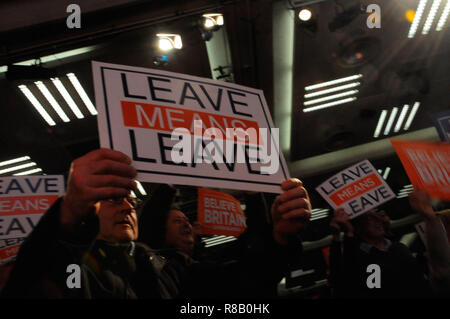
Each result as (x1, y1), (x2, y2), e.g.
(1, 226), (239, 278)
(409, 190), (450, 295)
(2, 148), (137, 298)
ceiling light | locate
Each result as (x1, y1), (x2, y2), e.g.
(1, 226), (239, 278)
(202, 235), (227, 244)
(298, 9), (312, 21)
(436, 0), (450, 30)
(408, 0), (428, 38)
(373, 110), (388, 138)
(67, 73), (98, 116)
(0, 156), (31, 167)
(202, 13), (224, 29)
(35, 81), (70, 122)
(136, 181), (147, 196)
(18, 85), (56, 126)
(303, 90), (359, 106)
(0, 162), (37, 175)
(394, 105), (410, 133)
(204, 236), (237, 247)
(382, 167), (391, 180)
(156, 34), (183, 51)
(404, 101), (420, 130)
(304, 82), (361, 98)
(51, 77), (84, 119)
(422, 0), (443, 34)
(384, 107), (399, 136)
(305, 74), (362, 91)
(303, 97), (357, 113)
(1, 46), (97, 74)
(13, 168), (43, 176)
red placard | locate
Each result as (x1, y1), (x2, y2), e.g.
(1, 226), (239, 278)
(197, 188), (247, 237)
(391, 139), (450, 200)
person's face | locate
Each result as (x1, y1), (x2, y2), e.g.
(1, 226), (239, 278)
(358, 210), (386, 239)
(96, 196), (139, 243)
(165, 210), (195, 255)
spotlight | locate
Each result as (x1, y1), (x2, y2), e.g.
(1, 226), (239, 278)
(202, 13), (224, 31)
(298, 8), (312, 21)
(297, 7), (318, 34)
(156, 34), (182, 51)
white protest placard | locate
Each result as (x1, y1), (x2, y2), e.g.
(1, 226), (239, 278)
(92, 61), (289, 193)
(0, 175), (65, 264)
(315, 160), (395, 219)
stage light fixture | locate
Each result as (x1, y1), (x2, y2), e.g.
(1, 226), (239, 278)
(202, 13), (224, 30)
(156, 34), (182, 51)
(298, 9), (312, 21)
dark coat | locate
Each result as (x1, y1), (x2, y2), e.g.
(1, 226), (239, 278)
(2, 197), (298, 299)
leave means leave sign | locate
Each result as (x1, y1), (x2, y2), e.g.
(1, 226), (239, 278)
(316, 160), (395, 219)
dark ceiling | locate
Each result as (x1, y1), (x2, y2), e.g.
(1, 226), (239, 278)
(0, 0), (449, 232)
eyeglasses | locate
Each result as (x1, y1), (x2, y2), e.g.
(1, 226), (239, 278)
(104, 196), (143, 209)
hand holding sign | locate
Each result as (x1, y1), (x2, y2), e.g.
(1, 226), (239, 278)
(409, 189), (436, 221)
(60, 148), (137, 229)
(330, 208), (354, 239)
(271, 178), (311, 245)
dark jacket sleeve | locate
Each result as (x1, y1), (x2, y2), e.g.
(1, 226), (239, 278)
(1, 198), (99, 298)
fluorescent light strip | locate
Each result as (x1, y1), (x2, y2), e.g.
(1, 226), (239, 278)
(305, 74), (362, 91)
(18, 85), (56, 126)
(0, 156), (31, 167)
(205, 237), (237, 247)
(423, 0), (443, 34)
(304, 82), (361, 98)
(398, 189), (414, 194)
(311, 213), (329, 221)
(67, 73), (98, 115)
(436, 0), (450, 30)
(203, 235), (227, 244)
(409, 0), (429, 38)
(13, 168), (43, 176)
(13, 47), (97, 67)
(311, 213), (329, 219)
(35, 81), (70, 122)
(382, 167), (391, 180)
(51, 78), (84, 119)
(394, 105), (410, 133)
(303, 97), (356, 113)
(136, 181), (147, 196)
(312, 209), (329, 215)
(204, 237), (235, 245)
(0, 162), (36, 175)
(1, 46), (97, 74)
(384, 107), (399, 135)
(373, 110), (388, 138)
(404, 102), (421, 130)
(304, 90), (358, 106)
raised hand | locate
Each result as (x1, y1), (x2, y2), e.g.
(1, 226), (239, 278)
(272, 178), (312, 245)
(60, 148), (137, 229)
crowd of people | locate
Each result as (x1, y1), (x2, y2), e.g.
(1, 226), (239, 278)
(0, 148), (449, 299)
